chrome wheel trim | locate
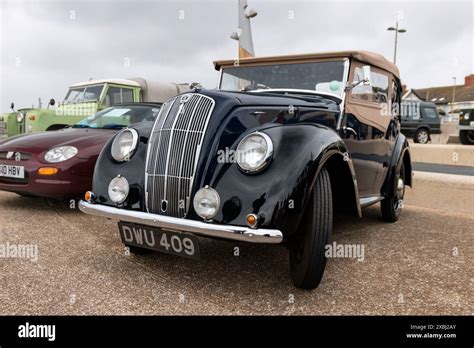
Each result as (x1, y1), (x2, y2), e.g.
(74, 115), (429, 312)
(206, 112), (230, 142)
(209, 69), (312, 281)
(417, 130), (429, 144)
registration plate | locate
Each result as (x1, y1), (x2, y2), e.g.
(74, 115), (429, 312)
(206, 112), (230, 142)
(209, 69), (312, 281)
(118, 222), (200, 259)
(0, 164), (24, 179)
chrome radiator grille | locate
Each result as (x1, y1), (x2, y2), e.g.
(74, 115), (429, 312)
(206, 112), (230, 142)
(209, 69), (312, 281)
(145, 94), (215, 217)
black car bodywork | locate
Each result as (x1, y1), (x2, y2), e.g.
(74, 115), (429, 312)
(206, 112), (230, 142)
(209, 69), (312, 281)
(80, 51), (412, 289)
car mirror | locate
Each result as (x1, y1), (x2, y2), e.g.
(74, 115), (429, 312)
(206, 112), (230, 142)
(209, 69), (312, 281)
(49, 98), (56, 106)
(362, 66), (372, 86)
(10, 102), (15, 111)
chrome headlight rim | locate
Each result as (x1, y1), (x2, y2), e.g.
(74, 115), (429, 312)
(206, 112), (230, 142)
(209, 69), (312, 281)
(44, 145), (78, 163)
(111, 128), (139, 162)
(236, 131), (273, 174)
(108, 175), (129, 204)
(16, 112), (25, 123)
(193, 186), (220, 220)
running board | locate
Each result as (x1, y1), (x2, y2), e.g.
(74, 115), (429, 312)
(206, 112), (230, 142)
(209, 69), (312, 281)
(359, 196), (384, 208)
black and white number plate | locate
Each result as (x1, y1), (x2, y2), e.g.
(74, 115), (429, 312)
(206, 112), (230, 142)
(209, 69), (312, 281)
(118, 222), (200, 259)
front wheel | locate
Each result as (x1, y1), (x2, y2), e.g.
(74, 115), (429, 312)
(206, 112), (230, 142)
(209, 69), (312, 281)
(381, 162), (405, 222)
(289, 168), (333, 290)
(459, 130), (474, 145)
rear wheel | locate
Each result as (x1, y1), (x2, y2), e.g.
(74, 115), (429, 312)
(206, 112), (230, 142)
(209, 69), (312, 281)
(381, 162), (405, 222)
(289, 168), (332, 290)
(459, 130), (474, 145)
(414, 128), (429, 144)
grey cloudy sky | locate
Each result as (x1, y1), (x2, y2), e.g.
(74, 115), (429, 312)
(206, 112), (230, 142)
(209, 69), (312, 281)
(0, 0), (473, 110)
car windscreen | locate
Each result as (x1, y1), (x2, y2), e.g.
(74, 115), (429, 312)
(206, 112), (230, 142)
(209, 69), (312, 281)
(219, 61), (346, 96)
(73, 105), (161, 129)
(64, 84), (105, 103)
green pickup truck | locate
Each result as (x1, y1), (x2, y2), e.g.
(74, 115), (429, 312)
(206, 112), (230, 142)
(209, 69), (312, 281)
(0, 78), (190, 137)
(459, 108), (474, 145)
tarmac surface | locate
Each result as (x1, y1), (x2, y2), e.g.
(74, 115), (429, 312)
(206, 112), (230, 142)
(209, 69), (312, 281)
(0, 190), (472, 315)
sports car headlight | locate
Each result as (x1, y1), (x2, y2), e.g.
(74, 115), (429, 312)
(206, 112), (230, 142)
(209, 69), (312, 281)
(108, 175), (129, 204)
(236, 131), (273, 173)
(16, 112), (24, 123)
(111, 129), (138, 162)
(193, 186), (220, 220)
(44, 146), (78, 163)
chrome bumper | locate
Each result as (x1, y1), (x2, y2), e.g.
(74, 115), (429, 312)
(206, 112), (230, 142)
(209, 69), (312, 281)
(78, 200), (283, 244)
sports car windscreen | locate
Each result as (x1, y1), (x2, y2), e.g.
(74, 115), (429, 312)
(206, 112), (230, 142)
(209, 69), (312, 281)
(220, 60), (346, 96)
(73, 105), (161, 129)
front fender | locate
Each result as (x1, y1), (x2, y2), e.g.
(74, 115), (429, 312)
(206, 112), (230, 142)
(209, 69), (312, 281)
(382, 133), (412, 198)
(205, 123), (359, 240)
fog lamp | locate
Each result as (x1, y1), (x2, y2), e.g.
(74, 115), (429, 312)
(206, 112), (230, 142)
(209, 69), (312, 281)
(108, 175), (129, 204)
(193, 186), (220, 220)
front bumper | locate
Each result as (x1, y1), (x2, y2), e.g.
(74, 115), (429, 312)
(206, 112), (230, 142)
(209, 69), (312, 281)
(79, 200), (283, 244)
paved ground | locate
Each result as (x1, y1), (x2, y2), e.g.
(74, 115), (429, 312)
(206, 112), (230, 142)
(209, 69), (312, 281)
(0, 190), (472, 315)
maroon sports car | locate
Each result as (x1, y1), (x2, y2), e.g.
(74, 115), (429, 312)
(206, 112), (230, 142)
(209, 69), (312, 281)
(0, 103), (161, 198)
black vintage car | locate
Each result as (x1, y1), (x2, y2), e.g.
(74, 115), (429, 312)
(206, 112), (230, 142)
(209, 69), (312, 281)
(400, 101), (441, 144)
(79, 51), (412, 289)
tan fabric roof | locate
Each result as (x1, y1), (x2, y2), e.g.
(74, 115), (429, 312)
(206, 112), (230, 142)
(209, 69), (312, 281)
(214, 51), (400, 78)
(214, 50), (400, 79)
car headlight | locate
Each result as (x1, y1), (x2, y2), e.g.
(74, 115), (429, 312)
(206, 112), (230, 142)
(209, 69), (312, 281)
(108, 175), (129, 204)
(111, 129), (138, 162)
(193, 186), (220, 220)
(44, 146), (78, 163)
(236, 131), (273, 173)
(464, 114), (470, 120)
(16, 112), (24, 123)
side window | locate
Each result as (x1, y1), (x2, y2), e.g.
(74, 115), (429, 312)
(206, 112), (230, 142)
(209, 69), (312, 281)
(352, 67), (389, 104)
(422, 107), (438, 119)
(106, 87), (122, 106)
(104, 87), (134, 106)
(122, 88), (134, 103)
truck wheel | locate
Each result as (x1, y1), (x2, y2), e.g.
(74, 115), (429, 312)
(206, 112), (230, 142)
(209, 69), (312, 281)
(381, 163), (405, 222)
(125, 244), (153, 255)
(289, 167), (332, 290)
(459, 130), (474, 145)
(414, 128), (429, 144)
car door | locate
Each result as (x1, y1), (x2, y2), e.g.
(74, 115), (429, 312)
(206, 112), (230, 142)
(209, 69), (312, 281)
(400, 101), (419, 137)
(421, 106), (440, 133)
(341, 62), (392, 197)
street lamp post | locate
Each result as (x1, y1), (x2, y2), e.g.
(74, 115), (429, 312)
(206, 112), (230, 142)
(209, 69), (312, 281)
(452, 76), (457, 116)
(387, 22), (406, 64)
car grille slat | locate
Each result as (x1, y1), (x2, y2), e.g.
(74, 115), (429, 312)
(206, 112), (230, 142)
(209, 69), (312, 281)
(145, 93), (215, 217)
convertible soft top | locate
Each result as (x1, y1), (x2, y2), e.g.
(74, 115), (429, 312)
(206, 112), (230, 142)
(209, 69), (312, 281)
(214, 50), (400, 79)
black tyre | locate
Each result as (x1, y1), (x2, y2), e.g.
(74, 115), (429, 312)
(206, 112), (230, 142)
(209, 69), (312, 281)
(414, 128), (429, 144)
(381, 162), (405, 222)
(459, 130), (474, 145)
(289, 167), (332, 290)
(125, 244), (153, 255)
